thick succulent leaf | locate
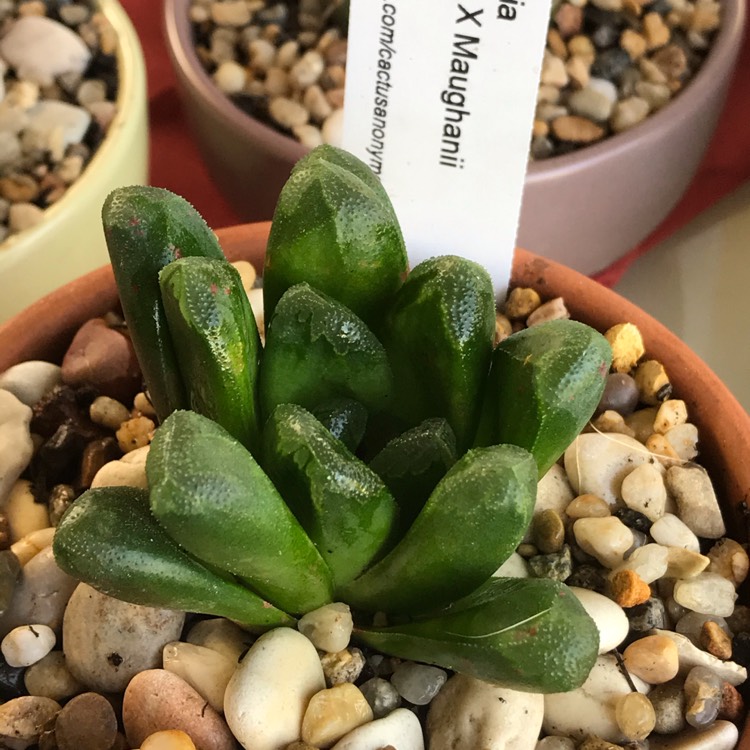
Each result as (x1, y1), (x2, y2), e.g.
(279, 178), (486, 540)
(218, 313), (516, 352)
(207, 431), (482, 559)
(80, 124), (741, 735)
(378, 255), (495, 450)
(260, 283), (393, 420)
(263, 145), (408, 327)
(356, 577), (598, 692)
(339, 445), (536, 614)
(368, 418), (457, 528)
(146, 410), (333, 614)
(311, 397), (368, 452)
(262, 404), (398, 587)
(102, 186), (226, 421)
(159, 257), (262, 454)
(477, 320), (612, 475)
(52, 486), (294, 628)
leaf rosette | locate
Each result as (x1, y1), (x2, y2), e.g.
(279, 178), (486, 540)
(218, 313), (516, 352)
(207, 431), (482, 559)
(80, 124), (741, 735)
(54, 145), (612, 693)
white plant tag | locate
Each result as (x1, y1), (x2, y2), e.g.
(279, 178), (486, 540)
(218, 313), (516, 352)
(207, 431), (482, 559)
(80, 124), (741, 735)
(342, 0), (550, 298)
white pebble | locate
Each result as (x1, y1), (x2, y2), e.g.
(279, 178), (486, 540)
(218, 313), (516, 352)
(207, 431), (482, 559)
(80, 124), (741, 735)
(673, 572), (737, 617)
(269, 96), (309, 129)
(2, 624), (56, 667)
(493, 551), (530, 578)
(620, 463), (667, 521)
(650, 514), (700, 552)
(564, 432), (663, 505)
(292, 123), (324, 148)
(91, 446), (149, 490)
(8, 202), (45, 233)
(0, 362), (61, 408)
(543, 654), (649, 742)
(289, 49), (325, 88)
(427, 674), (543, 750)
(322, 108), (344, 146)
(224, 628), (325, 750)
(665, 423), (699, 461)
(613, 543), (669, 584)
(298, 602), (353, 653)
(648, 719), (738, 750)
(213, 60), (246, 94)
(569, 586), (629, 653)
(332, 707), (424, 750)
(0, 16), (91, 85)
(89, 395), (130, 430)
(573, 516), (633, 568)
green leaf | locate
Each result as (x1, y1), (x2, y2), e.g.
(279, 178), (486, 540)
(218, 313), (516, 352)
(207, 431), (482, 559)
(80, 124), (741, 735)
(260, 283), (393, 420)
(263, 145), (408, 327)
(262, 404), (398, 588)
(311, 397), (368, 453)
(159, 257), (262, 454)
(52, 487), (294, 628)
(102, 186), (226, 421)
(478, 320), (612, 475)
(379, 255), (495, 451)
(356, 577), (598, 692)
(339, 445), (536, 614)
(368, 418), (457, 529)
(146, 410), (333, 614)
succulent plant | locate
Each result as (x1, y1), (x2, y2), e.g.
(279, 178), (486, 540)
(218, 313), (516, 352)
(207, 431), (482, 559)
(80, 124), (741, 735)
(54, 145), (612, 693)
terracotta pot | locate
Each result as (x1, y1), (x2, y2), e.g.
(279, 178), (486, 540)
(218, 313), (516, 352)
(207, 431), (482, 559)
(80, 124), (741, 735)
(1, 224), (749, 745)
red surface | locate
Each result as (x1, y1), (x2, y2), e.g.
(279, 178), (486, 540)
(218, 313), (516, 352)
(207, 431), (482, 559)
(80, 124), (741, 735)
(122, 0), (750, 286)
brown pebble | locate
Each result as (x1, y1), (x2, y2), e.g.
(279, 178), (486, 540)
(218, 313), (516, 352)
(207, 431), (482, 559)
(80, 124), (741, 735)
(286, 743), (317, 750)
(532, 509), (566, 554)
(494, 313), (513, 345)
(547, 28), (568, 59)
(620, 29), (648, 60)
(718, 681), (744, 722)
(61, 318), (142, 403)
(123, 670), (235, 750)
(55, 692), (118, 750)
(323, 39), (347, 66)
(610, 569), (651, 608)
(551, 115), (605, 143)
(78, 437), (120, 490)
(554, 2), (583, 37)
(642, 12), (671, 48)
(651, 44), (688, 80)
(707, 538), (750, 587)
(700, 621), (733, 660)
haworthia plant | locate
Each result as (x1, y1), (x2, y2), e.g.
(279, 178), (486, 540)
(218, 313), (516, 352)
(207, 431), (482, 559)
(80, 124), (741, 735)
(56, 145), (613, 692)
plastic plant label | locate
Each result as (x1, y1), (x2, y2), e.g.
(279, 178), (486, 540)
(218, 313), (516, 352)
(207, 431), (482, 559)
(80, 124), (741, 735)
(342, 0), (550, 298)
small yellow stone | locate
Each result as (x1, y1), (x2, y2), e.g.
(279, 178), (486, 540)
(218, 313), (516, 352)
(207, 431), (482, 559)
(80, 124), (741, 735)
(620, 29), (648, 59)
(504, 287), (542, 320)
(141, 730), (197, 750)
(116, 416), (155, 453)
(653, 399), (688, 434)
(568, 34), (596, 63)
(494, 312), (513, 345)
(301, 683), (374, 748)
(643, 11), (671, 48)
(604, 323), (645, 373)
(547, 28), (569, 59)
